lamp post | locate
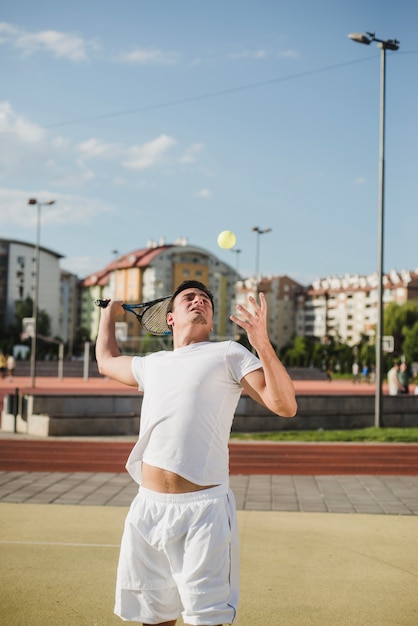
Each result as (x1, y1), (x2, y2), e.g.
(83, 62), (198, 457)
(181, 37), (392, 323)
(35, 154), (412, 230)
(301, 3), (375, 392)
(348, 32), (399, 427)
(112, 249), (119, 299)
(28, 198), (56, 388)
(252, 227), (272, 292)
(230, 248), (242, 273)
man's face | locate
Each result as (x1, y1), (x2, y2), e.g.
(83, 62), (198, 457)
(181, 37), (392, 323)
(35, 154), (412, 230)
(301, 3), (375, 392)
(167, 288), (213, 330)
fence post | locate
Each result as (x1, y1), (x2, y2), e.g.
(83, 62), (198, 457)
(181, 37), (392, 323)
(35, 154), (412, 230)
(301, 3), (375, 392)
(83, 341), (90, 381)
(13, 388), (19, 433)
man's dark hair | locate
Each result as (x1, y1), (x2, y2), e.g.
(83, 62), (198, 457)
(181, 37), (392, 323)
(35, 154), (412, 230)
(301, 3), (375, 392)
(167, 280), (214, 313)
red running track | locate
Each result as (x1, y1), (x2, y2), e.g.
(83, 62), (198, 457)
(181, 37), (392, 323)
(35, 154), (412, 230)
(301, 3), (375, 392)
(1, 440), (417, 475)
(0, 376), (394, 403)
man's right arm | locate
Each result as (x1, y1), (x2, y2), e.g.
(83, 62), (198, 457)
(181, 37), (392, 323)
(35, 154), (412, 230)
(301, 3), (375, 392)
(95, 300), (137, 386)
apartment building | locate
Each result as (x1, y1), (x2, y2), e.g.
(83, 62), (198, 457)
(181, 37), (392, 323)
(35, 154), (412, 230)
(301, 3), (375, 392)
(303, 269), (418, 346)
(235, 275), (305, 350)
(59, 270), (80, 350)
(81, 241), (240, 346)
(3, 236), (417, 354)
(0, 238), (64, 338)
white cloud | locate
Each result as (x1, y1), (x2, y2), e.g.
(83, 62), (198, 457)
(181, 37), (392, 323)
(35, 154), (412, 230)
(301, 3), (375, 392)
(52, 161), (96, 186)
(230, 49), (269, 60)
(229, 44), (300, 62)
(180, 143), (205, 164)
(0, 187), (113, 229)
(0, 21), (93, 61)
(118, 48), (179, 65)
(0, 101), (203, 207)
(123, 134), (177, 170)
(278, 49), (300, 59)
(51, 135), (71, 150)
(196, 188), (211, 198)
(0, 101), (45, 143)
(0, 101), (93, 187)
(0, 22), (19, 36)
(77, 138), (118, 159)
(112, 177), (127, 186)
(353, 176), (367, 186)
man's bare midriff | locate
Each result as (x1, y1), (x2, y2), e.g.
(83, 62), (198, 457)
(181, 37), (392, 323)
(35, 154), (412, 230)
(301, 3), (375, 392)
(141, 462), (218, 494)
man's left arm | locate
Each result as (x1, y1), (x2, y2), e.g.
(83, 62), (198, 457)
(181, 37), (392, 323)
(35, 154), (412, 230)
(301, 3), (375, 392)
(230, 293), (297, 418)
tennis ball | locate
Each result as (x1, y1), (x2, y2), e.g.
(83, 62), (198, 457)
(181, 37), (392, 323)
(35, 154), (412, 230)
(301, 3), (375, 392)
(217, 230), (237, 249)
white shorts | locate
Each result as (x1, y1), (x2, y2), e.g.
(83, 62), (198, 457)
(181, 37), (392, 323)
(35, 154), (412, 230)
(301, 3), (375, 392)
(114, 484), (239, 625)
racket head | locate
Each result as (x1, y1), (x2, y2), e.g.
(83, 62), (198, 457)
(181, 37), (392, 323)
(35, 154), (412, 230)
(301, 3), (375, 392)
(125, 297), (172, 335)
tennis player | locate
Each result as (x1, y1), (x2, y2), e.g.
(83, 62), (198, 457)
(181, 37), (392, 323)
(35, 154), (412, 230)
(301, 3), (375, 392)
(96, 280), (297, 626)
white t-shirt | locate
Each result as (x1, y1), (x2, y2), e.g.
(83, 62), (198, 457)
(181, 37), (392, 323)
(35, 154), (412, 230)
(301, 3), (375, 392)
(387, 366), (400, 396)
(125, 340), (261, 487)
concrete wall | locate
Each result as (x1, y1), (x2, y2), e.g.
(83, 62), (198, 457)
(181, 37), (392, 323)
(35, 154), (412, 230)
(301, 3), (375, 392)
(1, 394), (141, 437)
(2, 392), (418, 437)
(234, 394), (418, 431)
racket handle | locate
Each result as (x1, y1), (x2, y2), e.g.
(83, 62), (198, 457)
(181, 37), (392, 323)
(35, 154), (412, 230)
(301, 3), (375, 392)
(95, 299), (111, 308)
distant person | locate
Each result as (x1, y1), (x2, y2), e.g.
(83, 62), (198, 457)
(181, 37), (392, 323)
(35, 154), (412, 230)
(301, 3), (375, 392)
(361, 363), (370, 383)
(0, 352), (6, 379)
(398, 362), (410, 394)
(352, 361), (360, 383)
(369, 364), (376, 384)
(6, 354), (15, 381)
(387, 361), (401, 396)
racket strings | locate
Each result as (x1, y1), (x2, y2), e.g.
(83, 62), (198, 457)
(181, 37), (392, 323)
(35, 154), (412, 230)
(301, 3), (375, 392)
(140, 299), (171, 335)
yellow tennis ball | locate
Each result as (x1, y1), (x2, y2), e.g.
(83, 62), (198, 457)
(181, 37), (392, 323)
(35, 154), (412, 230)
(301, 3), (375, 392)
(217, 230), (237, 249)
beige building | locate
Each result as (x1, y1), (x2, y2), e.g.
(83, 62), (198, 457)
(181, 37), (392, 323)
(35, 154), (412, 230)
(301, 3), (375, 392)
(303, 269), (418, 346)
(235, 275), (305, 350)
(81, 241), (239, 349)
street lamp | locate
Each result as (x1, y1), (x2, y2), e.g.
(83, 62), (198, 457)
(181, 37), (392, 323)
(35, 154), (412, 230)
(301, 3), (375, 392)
(252, 227), (272, 291)
(230, 248), (242, 273)
(28, 198), (56, 387)
(348, 31), (399, 427)
(112, 249), (119, 298)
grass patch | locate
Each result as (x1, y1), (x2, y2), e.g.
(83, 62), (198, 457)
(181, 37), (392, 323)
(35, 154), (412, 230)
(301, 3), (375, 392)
(230, 427), (418, 443)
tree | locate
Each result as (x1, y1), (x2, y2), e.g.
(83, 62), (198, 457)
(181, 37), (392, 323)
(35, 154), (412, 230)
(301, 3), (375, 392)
(384, 301), (418, 355)
(402, 321), (418, 364)
(13, 296), (51, 337)
(283, 335), (310, 367)
(3, 296), (53, 358)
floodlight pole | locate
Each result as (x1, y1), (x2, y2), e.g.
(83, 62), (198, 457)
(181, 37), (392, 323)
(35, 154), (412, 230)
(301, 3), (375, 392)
(230, 248), (242, 272)
(348, 32), (399, 427)
(112, 249), (119, 299)
(252, 227), (272, 292)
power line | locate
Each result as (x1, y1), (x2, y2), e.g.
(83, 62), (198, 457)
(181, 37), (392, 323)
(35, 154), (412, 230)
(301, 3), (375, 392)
(44, 55), (380, 130)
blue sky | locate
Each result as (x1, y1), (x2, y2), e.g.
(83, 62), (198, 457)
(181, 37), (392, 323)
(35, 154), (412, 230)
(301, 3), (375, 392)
(1, 0), (417, 286)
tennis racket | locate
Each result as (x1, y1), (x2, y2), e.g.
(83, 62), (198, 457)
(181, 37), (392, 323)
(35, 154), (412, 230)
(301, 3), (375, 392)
(95, 296), (172, 335)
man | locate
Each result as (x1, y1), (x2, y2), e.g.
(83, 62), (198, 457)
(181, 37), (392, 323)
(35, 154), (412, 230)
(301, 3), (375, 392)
(96, 280), (297, 626)
(352, 361), (359, 384)
(387, 361), (401, 396)
(398, 362), (410, 394)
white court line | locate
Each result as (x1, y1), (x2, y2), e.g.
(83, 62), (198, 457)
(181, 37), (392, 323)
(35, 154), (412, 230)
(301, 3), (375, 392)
(0, 540), (120, 548)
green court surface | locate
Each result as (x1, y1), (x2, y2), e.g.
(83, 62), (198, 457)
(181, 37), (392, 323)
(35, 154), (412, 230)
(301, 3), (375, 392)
(1, 503), (417, 625)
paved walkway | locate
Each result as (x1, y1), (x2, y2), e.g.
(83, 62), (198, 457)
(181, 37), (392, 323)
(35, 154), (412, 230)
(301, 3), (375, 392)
(1, 470), (417, 514)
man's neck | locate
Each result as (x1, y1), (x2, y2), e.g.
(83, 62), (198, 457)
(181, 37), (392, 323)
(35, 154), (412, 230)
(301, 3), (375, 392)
(173, 329), (211, 349)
